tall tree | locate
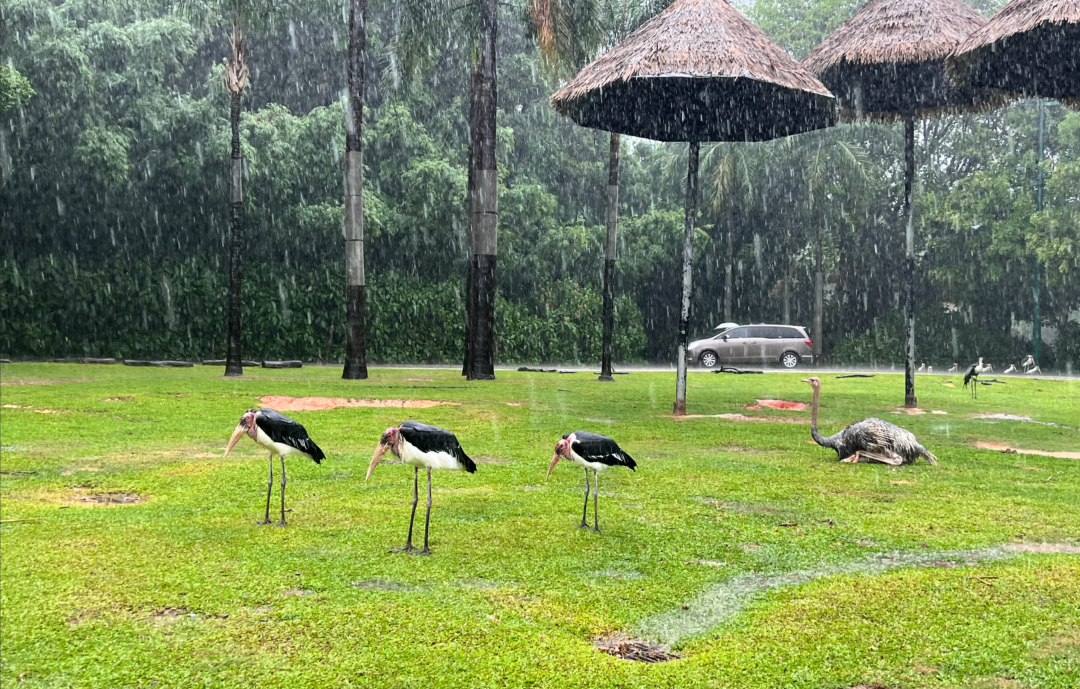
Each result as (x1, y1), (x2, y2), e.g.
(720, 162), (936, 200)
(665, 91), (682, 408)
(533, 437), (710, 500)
(342, 0), (368, 379)
(529, 0), (666, 380)
(466, 0), (498, 379)
(224, 12), (248, 376)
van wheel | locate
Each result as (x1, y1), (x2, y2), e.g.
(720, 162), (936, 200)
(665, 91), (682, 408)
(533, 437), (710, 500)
(700, 351), (718, 368)
(781, 351), (799, 369)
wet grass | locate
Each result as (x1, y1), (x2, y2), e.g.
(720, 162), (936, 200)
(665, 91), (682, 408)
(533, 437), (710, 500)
(1, 363), (1078, 688)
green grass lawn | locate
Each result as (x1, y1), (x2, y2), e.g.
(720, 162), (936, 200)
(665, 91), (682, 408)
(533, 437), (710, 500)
(1, 363), (1078, 688)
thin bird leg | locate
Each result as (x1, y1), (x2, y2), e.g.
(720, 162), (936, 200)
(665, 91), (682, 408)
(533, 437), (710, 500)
(578, 469), (590, 528)
(840, 452), (861, 463)
(259, 454), (274, 525)
(417, 468), (433, 556)
(277, 455), (287, 526)
(392, 468), (420, 553)
(592, 470), (601, 533)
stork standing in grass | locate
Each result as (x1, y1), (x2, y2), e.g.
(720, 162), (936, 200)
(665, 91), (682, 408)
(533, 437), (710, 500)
(1022, 354), (1042, 374)
(225, 408), (325, 526)
(367, 421), (476, 555)
(547, 431), (636, 532)
(963, 357), (993, 399)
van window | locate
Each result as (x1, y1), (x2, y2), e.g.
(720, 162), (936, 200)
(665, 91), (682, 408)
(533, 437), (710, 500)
(746, 326), (774, 338)
(779, 327), (803, 339)
(722, 327), (749, 339)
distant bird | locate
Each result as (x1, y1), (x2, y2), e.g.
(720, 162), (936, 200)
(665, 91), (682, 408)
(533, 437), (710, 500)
(927, 365), (933, 373)
(948, 363), (958, 372)
(963, 357), (993, 398)
(225, 408), (325, 526)
(1003, 363), (1017, 374)
(803, 377), (937, 466)
(1022, 354), (1042, 375)
(547, 431), (636, 532)
(367, 421), (476, 555)
(918, 362), (926, 372)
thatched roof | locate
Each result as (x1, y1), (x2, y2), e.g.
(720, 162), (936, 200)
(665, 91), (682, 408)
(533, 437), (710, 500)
(550, 0), (836, 143)
(802, 0), (1005, 121)
(948, 0), (1080, 101)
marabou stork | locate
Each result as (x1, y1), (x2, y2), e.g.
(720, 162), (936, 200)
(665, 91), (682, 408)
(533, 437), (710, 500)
(1003, 363), (1018, 374)
(367, 421), (476, 555)
(948, 363), (958, 372)
(547, 431), (636, 532)
(225, 408), (325, 526)
(803, 377), (937, 465)
(963, 357), (993, 398)
(1022, 355), (1042, 375)
(918, 362), (926, 372)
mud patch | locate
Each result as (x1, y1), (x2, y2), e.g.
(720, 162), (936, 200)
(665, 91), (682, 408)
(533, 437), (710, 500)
(1003, 543), (1080, 554)
(973, 442), (1080, 460)
(149, 608), (193, 625)
(754, 399), (808, 411)
(635, 546), (1034, 646)
(594, 634), (680, 663)
(351, 579), (417, 591)
(260, 395), (457, 411)
(672, 413), (801, 423)
(281, 588), (316, 597)
(77, 492), (143, 505)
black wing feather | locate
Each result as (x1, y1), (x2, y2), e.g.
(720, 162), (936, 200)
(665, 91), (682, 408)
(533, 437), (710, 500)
(568, 431), (636, 470)
(963, 363), (977, 388)
(256, 408), (325, 463)
(399, 420), (476, 473)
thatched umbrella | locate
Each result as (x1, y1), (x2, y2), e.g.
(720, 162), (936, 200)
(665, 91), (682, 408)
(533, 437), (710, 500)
(948, 0), (1080, 105)
(803, 0), (998, 409)
(551, 0), (835, 415)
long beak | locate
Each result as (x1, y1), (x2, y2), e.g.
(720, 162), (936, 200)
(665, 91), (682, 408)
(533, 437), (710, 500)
(546, 453), (560, 479)
(224, 424), (246, 456)
(800, 378), (810, 383)
(367, 443), (390, 481)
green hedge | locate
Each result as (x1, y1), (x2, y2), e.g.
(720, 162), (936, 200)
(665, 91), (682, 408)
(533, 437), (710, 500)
(0, 258), (646, 365)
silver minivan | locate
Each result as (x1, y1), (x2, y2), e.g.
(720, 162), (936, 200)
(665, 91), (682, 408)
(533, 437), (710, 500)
(688, 324), (813, 369)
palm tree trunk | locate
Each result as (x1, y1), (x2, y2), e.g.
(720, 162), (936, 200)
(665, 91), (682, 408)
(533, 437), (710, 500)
(674, 140), (699, 416)
(468, 0), (498, 380)
(813, 207), (823, 366)
(342, 0), (368, 380)
(782, 216), (792, 325)
(599, 131), (620, 382)
(463, 60), (480, 377)
(903, 113), (917, 407)
(224, 17), (246, 378)
(724, 199), (733, 323)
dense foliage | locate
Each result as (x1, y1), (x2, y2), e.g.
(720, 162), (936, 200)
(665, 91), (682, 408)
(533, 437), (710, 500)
(2, 0), (1077, 368)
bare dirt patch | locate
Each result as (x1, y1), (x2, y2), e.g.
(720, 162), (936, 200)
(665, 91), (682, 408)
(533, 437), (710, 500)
(594, 634), (680, 663)
(754, 399), (808, 411)
(1003, 543), (1080, 554)
(77, 492), (144, 505)
(282, 588), (316, 597)
(351, 579), (417, 591)
(103, 397), (134, 402)
(672, 413), (801, 423)
(260, 395), (457, 411)
(150, 608), (189, 620)
(973, 442), (1080, 460)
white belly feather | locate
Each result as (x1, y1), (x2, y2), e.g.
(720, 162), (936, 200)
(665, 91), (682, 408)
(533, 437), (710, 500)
(400, 438), (464, 471)
(567, 447), (610, 472)
(254, 426), (308, 459)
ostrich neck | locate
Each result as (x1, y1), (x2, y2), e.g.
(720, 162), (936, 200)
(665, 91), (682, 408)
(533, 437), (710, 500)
(809, 386), (832, 448)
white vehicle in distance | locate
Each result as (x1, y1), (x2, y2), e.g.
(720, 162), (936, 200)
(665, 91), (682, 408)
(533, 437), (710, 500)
(688, 323), (814, 369)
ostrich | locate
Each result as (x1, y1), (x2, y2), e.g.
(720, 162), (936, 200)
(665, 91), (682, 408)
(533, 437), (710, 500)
(225, 408), (325, 526)
(547, 431), (636, 532)
(367, 421), (476, 555)
(963, 357), (993, 398)
(802, 377), (937, 465)
(1022, 355), (1042, 374)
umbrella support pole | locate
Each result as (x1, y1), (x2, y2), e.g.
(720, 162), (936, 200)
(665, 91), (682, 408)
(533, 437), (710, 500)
(674, 141), (699, 416)
(599, 132), (620, 382)
(903, 114), (918, 408)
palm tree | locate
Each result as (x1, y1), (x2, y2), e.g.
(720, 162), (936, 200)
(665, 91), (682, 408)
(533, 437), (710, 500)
(342, 0), (368, 380)
(223, 10), (248, 377)
(529, 0), (667, 381)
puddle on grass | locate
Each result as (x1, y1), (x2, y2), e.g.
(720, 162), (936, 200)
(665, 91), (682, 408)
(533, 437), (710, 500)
(634, 546), (1052, 647)
(351, 579), (417, 592)
(260, 395), (457, 411)
(972, 413), (1072, 428)
(973, 442), (1080, 460)
(77, 492), (143, 505)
